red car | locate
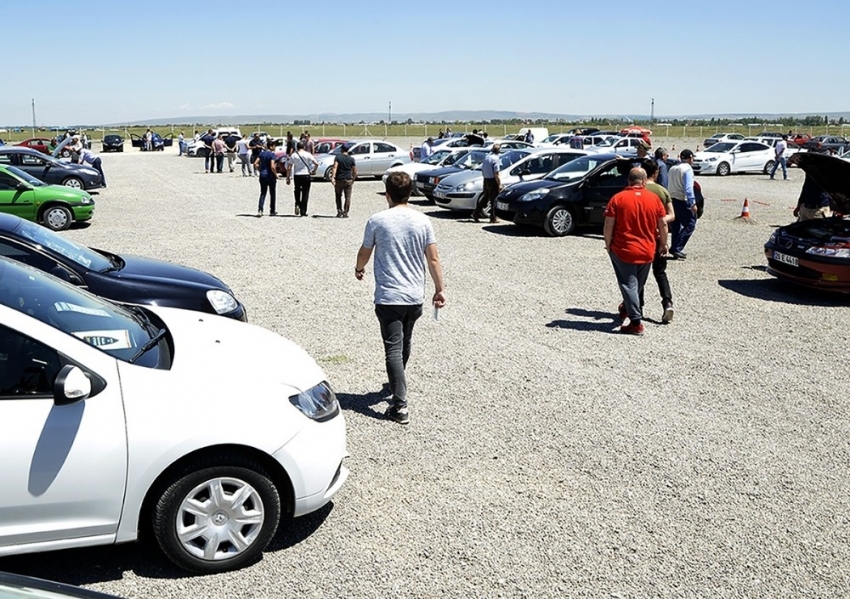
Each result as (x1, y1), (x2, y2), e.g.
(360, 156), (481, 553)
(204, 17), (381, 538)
(15, 137), (53, 154)
(312, 137), (347, 155)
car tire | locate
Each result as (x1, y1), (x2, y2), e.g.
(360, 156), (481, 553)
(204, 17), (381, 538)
(543, 205), (576, 237)
(151, 458), (281, 574)
(119, 146), (124, 152)
(764, 160), (775, 174)
(62, 177), (84, 189)
(324, 166), (334, 181)
(717, 162), (731, 176)
(61, 149), (71, 158)
(41, 205), (73, 231)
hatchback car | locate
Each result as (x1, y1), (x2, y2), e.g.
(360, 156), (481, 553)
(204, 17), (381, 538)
(764, 152), (850, 292)
(414, 149), (489, 200)
(692, 141), (775, 176)
(102, 134), (124, 152)
(314, 140), (410, 180)
(0, 257), (348, 573)
(0, 213), (245, 320)
(0, 147), (104, 190)
(0, 165), (94, 231)
(15, 137), (54, 154)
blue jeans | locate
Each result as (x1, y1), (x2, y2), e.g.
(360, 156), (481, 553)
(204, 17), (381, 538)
(610, 252), (651, 323)
(257, 177), (276, 213)
(769, 155), (787, 179)
(671, 199), (697, 254)
(375, 304), (423, 408)
(204, 152), (213, 172)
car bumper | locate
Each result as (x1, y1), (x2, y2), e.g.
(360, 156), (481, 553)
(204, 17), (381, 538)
(433, 190), (480, 211)
(764, 248), (850, 292)
(495, 200), (546, 227)
(273, 411), (349, 518)
(692, 162), (718, 175)
(71, 205), (95, 221)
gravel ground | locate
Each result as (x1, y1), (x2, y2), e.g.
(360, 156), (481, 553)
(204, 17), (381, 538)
(1, 139), (848, 598)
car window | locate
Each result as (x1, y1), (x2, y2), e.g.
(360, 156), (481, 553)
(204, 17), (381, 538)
(518, 154), (555, 175)
(590, 162), (630, 188)
(373, 142), (395, 153)
(0, 172), (19, 190)
(350, 144), (370, 155)
(16, 220), (111, 271)
(0, 155), (12, 165)
(21, 155), (46, 167)
(0, 324), (62, 398)
(0, 240), (63, 273)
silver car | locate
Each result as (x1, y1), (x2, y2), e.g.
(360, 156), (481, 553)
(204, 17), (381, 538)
(314, 140), (411, 180)
(433, 148), (589, 213)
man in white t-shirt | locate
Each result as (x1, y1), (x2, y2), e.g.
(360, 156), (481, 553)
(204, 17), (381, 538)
(355, 171), (446, 425)
(769, 135), (788, 180)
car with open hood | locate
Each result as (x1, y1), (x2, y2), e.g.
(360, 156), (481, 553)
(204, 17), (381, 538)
(0, 213), (246, 320)
(0, 147), (103, 190)
(0, 257), (348, 573)
(0, 165), (94, 231)
(764, 152), (850, 292)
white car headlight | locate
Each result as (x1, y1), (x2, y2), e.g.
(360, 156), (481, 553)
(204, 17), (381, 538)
(206, 289), (239, 314)
(289, 382), (339, 421)
(519, 189), (550, 202)
(705, 157), (717, 162)
(806, 246), (850, 258)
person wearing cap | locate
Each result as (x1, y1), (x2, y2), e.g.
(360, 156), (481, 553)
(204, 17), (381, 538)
(66, 136), (83, 164)
(654, 147), (672, 188)
(636, 140), (652, 160)
(420, 137), (434, 162)
(472, 143), (502, 224)
(667, 149), (698, 260)
(769, 135), (788, 180)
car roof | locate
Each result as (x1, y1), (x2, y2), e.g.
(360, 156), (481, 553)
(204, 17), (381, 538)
(0, 146), (45, 156)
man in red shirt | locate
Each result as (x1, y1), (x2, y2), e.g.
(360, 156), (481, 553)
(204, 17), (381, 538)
(603, 167), (669, 335)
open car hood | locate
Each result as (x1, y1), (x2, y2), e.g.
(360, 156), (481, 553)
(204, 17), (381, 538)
(791, 152), (850, 214)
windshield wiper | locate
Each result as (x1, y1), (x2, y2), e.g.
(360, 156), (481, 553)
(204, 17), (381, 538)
(100, 254), (124, 273)
(130, 328), (166, 363)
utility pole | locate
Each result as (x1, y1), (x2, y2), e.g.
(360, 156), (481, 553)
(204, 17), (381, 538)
(650, 98), (655, 124)
(388, 101), (392, 125)
(31, 98), (37, 136)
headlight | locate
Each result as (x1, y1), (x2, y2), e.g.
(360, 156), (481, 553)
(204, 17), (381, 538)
(429, 176), (440, 185)
(289, 381), (339, 421)
(206, 289), (239, 314)
(519, 189), (550, 202)
(80, 197), (93, 205)
(768, 233), (776, 244)
(806, 246), (850, 258)
(705, 157), (717, 162)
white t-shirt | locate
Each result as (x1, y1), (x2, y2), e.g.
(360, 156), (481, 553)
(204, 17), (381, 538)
(289, 150), (317, 176)
(775, 140), (787, 157)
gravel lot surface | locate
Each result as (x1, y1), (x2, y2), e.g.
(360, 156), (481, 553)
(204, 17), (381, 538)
(2, 139), (848, 598)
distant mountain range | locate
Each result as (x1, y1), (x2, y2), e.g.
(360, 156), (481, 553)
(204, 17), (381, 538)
(111, 110), (850, 127)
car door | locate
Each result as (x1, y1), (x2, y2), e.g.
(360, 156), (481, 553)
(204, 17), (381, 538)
(582, 162), (629, 223)
(0, 319), (127, 548)
(0, 171), (37, 221)
(372, 142), (401, 173)
(349, 142), (373, 175)
(17, 153), (53, 184)
(508, 153), (557, 185)
(735, 143), (765, 172)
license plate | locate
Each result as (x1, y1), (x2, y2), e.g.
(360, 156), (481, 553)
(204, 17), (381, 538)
(496, 201), (509, 210)
(434, 190), (446, 199)
(773, 251), (798, 267)
(415, 182), (425, 189)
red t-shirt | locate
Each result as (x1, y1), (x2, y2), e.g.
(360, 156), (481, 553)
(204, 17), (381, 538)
(604, 187), (665, 264)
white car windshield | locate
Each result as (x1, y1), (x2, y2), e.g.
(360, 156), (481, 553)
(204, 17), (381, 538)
(704, 142), (736, 153)
(423, 150), (450, 165)
(0, 259), (167, 368)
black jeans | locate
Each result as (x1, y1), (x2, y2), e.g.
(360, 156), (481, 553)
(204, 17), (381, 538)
(474, 178), (499, 219)
(215, 154), (224, 173)
(294, 175), (312, 215)
(91, 157), (106, 186)
(640, 244), (672, 309)
(258, 177), (276, 213)
(375, 304), (423, 409)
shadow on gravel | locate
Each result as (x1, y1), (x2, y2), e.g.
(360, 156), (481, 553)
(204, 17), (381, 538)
(547, 308), (619, 333)
(422, 210), (466, 221)
(0, 504), (336, 584)
(719, 277), (850, 306)
(337, 387), (391, 422)
(482, 224), (540, 237)
(408, 198), (433, 207)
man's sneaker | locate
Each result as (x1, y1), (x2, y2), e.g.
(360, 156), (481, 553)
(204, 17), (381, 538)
(385, 405), (409, 425)
(671, 251), (687, 260)
(270, 211), (278, 216)
(662, 304), (674, 324)
(618, 303), (628, 320)
(257, 210), (263, 217)
(295, 206), (300, 216)
(619, 322), (645, 336)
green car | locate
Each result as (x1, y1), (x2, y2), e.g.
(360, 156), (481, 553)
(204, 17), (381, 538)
(0, 164), (94, 231)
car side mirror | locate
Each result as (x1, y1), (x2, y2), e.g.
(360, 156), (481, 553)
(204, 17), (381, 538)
(53, 364), (91, 406)
(16, 182), (32, 191)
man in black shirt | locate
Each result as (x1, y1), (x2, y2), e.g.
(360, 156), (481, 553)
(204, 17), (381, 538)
(331, 144), (358, 218)
(200, 129), (216, 173)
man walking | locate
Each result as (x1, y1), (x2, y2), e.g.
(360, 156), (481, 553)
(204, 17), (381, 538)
(331, 143), (357, 218)
(642, 159), (675, 323)
(472, 143), (501, 223)
(654, 147), (671, 188)
(667, 149), (698, 260)
(769, 135), (788, 180)
(603, 167), (668, 336)
(355, 172), (446, 425)
(287, 141), (318, 217)
(253, 139), (278, 217)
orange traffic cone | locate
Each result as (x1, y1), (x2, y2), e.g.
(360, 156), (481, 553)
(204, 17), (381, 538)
(734, 197), (755, 223)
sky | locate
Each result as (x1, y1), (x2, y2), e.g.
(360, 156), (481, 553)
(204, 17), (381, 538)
(3, 0), (848, 126)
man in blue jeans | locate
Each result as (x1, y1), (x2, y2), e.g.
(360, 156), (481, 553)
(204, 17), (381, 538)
(355, 172), (446, 425)
(667, 149), (698, 259)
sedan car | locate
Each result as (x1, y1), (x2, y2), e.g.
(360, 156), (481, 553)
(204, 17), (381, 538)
(0, 213), (246, 319)
(764, 152), (850, 292)
(494, 153), (629, 236)
(586, 136), (646, 156)
(0, 257), (348, 574)
(0, 165), (94, 230)
(102, 134), (124, 152)
(0, 147), (104, 190)
(692, 141), (775, 176)
(382, 148), (467, 194)
(703, 132), (745, 147)
(314, 140), (410, 180)
(433, 148), (588, 214)
(803, 135), (850, 154)
(414, 149), (489, 199)
(15, 137), (54, 154)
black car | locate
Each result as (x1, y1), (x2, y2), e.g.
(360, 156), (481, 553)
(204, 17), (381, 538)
(413, 149), (489, 199)
(803, 135), (850, 154)
(495, 153), (630, 236)
(0, 213), (247, 321)
(0, 147), (103, 190)
(0, 572), (122, 598)
(102, 133), (124, 152)
(130, 132), (174, 151)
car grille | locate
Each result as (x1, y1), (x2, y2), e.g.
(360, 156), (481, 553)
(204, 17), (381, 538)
(766, 258), (820, 280)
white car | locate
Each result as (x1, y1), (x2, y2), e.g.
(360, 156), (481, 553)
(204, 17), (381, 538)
(743, 136), (803, 162)
(585, 136), (645, 156)
(185, 128), (242, 157)
(703, 132), (745, 148)
(382, 148), (466, 193)
(433, 148), (589, 213)
(314, 140), (410, 180)
(693, 141), (775, 176)
(0, 258), (348, 574)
